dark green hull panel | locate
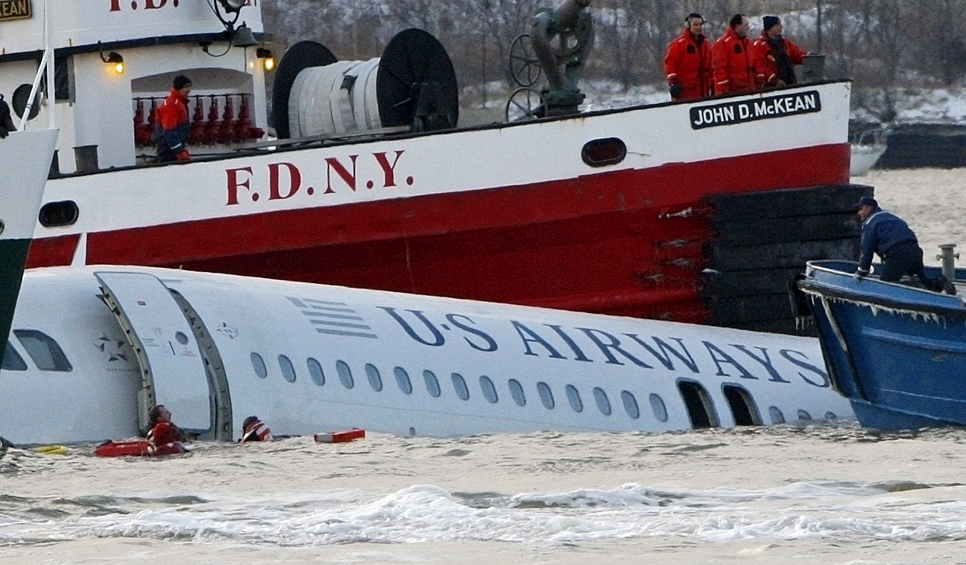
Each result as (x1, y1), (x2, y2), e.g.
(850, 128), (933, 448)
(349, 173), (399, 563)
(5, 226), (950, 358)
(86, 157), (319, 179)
(0, 239), (31, 349)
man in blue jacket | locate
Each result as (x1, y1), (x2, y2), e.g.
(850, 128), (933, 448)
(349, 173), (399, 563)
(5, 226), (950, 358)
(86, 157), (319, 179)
(855, 196), (955, 294)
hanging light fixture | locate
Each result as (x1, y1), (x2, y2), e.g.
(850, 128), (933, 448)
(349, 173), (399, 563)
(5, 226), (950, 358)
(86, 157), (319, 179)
(98, 43), (124, 74)
(256, 47), (274, 71)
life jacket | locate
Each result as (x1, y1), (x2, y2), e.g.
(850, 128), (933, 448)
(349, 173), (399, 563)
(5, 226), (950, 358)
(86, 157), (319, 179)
(240, 418), (273, 442)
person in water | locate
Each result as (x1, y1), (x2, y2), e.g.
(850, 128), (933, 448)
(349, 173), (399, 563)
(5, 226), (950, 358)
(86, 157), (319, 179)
(239, 416), (273, 442)
(147, 404), (188, 455)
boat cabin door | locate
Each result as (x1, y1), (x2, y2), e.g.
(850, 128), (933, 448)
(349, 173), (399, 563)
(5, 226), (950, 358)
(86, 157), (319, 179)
(95, 271), (232, 440)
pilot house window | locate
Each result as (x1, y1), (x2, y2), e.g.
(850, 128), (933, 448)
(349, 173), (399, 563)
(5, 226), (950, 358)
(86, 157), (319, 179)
(2, 341), (27, 371)
(13, 330), (71, 372)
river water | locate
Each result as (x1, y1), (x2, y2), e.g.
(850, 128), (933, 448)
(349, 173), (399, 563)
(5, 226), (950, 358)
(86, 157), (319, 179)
(1, 169), (964, 564)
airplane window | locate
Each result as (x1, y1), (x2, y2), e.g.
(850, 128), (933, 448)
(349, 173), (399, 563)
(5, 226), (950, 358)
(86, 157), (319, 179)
(769, 406), (785, 424)
(2, 341), (27, 371)
(13, 330), (72, 372)
(508, 379), (526, 407)
(621, 391), (640, 420)
(278, 355), (297, 383)
(423, 370), (441, 398)
(251, 352), (268, 379)
(593, 387), (612, 416)
(797, 409), (812, 421)
(307, 358), (325, 386)
(649, 393), (668, 422)
(336, 360), (354, 389)
(365, 364), (383, 391)
(394, 367), (413, 395)
(565, 385), (583, 413)
(451, 373), (470, 401)
(479, 375), (498, 404)
(537, 381), (554, 409)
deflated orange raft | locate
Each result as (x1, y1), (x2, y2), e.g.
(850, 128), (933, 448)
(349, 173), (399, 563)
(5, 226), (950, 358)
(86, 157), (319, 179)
(314, 429), (366, 443)
(94, 439), (154, 457)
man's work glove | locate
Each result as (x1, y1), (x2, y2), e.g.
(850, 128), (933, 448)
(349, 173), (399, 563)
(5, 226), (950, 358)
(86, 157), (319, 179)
(669, 82), (683, 99)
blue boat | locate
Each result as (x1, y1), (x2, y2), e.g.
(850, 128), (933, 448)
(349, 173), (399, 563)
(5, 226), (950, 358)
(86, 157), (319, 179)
(795, 259), (966, 430)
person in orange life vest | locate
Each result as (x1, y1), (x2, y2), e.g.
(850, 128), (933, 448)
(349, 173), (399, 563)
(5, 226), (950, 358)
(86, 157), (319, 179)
(239, 416), (273, 442)
(146, 404), (188, 455)
(753, 16), (807, 88)
(664, 13), (714, 100)
(712, 14), (757, 94)
(155, 74), (192, 163)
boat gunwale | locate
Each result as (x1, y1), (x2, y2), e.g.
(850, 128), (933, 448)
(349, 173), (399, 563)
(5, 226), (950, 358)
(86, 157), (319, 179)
(799, 260), (966, 319)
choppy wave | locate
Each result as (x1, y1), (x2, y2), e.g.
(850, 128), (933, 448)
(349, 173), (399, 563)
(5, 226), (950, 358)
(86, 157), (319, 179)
(2, 480), (965, 547)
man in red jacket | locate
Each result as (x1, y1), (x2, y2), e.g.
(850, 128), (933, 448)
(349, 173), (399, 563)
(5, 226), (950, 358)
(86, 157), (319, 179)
(155, 74), (192, 163)
(712, 14), (757, 94)
(664, 13), (713, 100)
(753, 16), (808, 87)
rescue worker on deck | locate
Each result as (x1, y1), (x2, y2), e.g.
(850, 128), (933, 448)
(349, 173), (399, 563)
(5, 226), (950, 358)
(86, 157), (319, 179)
(712, 14), (757, 95)
(155, 74), (192, 163)
(753, 16), (807, 88)
(0, 94), (16, 139)
(855, 196), (955, 294)
(664, 13), (714, 101)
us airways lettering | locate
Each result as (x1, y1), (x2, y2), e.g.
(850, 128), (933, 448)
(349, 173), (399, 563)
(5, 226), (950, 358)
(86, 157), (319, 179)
(380, 309), (829, 388)
(225, 150), (411, 206)
(690, 90), (821, 129)
(110, 0), (255, 10)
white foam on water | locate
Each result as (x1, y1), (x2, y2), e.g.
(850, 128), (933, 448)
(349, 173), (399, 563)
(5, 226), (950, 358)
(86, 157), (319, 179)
(3, 481), (966, 548)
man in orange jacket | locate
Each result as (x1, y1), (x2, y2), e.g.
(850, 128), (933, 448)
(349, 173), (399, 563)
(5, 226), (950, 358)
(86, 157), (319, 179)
(664, 13), (713, 101)
(155, 74), (192, 163)
(712, 14), (757, 95)
(753, 16), (808, 88)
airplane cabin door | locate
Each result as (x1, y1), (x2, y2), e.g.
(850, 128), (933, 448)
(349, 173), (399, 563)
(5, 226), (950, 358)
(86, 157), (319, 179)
(95, 271), (226, 438)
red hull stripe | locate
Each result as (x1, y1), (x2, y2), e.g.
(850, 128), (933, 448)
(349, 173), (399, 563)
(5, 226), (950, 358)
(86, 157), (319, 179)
(27, 144), (848, 322)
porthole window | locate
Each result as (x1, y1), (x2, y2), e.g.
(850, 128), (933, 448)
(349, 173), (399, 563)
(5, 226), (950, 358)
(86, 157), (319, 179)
(621, 391), (640, 420)
(565, 385), (583, 413)
(452, 373), (470, 401)
(824, 411), (837, 420)
(14, 330), (71, 372)
(175, 331), (189, 345)
(581, 137), (627, 167)
(479, 375), (498, 404)
(423, 370), (441, 397)
(537, 381), (555, 409)
(2, 341), (27, 371)
(365, 363), (383, 391)
(593, 387), (612, 416)
(307, 357), (325, 386)
(769, 406), (785, 424)
(251, 352), (268, 379)
(336, 360), (354, 389)
(278, 355), (297, 383)
(394, 367), (413, 395)
(38, 200), (79, 228)
(797, 409), (812, 421)
(508, 379), (526, 407)
(649, 393), (668, 422)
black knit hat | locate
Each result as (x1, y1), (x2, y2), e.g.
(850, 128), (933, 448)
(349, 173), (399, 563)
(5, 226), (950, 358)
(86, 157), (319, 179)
(763, 16), (781, 31)
(173, 74), (192, 90)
